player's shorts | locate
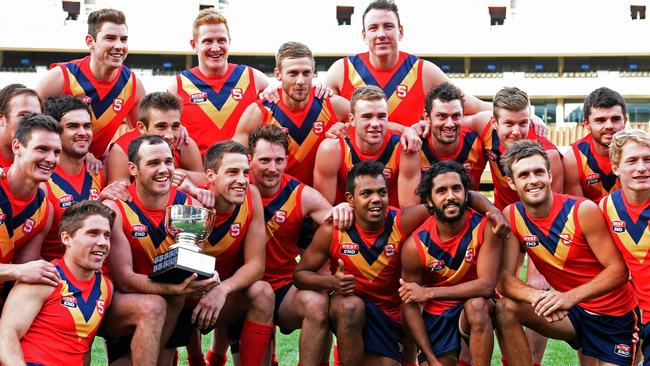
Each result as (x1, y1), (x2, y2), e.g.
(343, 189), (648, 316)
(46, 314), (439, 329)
(361, 300), (403, 362)
(639, 322), (650, 365)
(103, 307), (194, 363)
(417, 303), (464, 363)
(273, 282), (295, 335)
(566, 305), (639, 366)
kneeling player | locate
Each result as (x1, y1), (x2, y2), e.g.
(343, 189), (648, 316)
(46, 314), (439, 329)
(400, 161), (500, 366)
(0, 201), (114, 365)
(496, 140), (638, 366)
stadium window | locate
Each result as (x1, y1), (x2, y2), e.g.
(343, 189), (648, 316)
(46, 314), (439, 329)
(337, 6), (354, 26)
(535, 64), (544, 71)
(62, 1), (80, 21)
(487, 64), (496, 71)
(441, 64), (450, 72)
(199, 4), (215, 10)
(581, 64), (590, 71)
(630, 63), (638, 70)
(489, 6), (506, 26)
(163, 62), (173, 70)
(20, 59), (30, 66)
(631, 5), (646, 20)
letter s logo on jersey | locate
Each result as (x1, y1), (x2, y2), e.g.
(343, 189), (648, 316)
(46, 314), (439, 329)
(396, 84), (408, 99)
(313, 121), (324, 135)
(23, 219), (35, 234)
(230, 223), (241, 237)
(274, 210), (286, 223)
(112, 98), (124, 112)
(383, 168), (393, 179)
(231, 88), (243, 101)
(384, 244), (395, 257)
(89, 188), (100, 201)
(97, 300), (105, 314)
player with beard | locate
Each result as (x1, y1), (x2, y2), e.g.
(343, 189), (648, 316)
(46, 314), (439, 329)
(37, 9), (145, 160)
(599, 130), (650, 365)
(399, 161), (500, 366)
(0, 84), (43, 168)
(564, 87), (625, 203)
(496, 140), (638, 366)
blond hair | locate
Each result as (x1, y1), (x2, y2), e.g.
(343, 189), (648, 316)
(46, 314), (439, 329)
(609, 129), (650, 168)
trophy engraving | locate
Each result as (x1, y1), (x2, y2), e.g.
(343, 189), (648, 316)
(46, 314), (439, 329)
(149, 205), (216, 283)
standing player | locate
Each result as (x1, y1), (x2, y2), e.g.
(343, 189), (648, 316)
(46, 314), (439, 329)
(314, 85), (421, 207)
(400, 161), (500, 366)
(600, 129), (650, 364)
(496, 140), (638, 366)
(295, 160), (431, 366)
(419, 82), (487, 190)
(170, 9), (270, 155)
(106, 91), (205, 185)
(0, 84), (43, 168)
(233, 41), (350, 186)
(0, 201), (114, 366)
(36, 8), (145, 159)
(564, 87), (625, 203)
(325, 0), (491, 127)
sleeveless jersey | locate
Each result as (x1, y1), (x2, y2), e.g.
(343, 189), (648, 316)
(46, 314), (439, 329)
(114, 184), (192, 275)
(510, 193), (636, 316)
(571, 134), (621, 203)
(42, 164), (104, 261)
(340, 52), (424, 126)
(50, 56), (137, 157)
(419, 128), (487, 190)
(481, 127), (559, 209)
(111, 128), (182, 168)
(602, 190), (650, 322)
(413, 210), (487, 315)
(329, 208), (407, 322)
(261, 174), (305, 291)
(205, 189), (254, 279)
(259, 88), (338, 186)
(0, 154), (12, 169)
(21, 259), (112, 366)
(336, 129), (402, 206)
(177, 65), (257, 154)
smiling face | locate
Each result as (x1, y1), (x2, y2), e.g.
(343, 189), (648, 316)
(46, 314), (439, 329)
(585, 106), (626, 148)
(613, 141), (650, 193)
(59, 108), (92, 159)
(249, 140), (287, 191)
(129, 142), (174, 197)
(428, 172), (468, 223)
(492, 107), (531, 149)
(207, 152), (249, 205)
(62, 214), (111, 273)
(352, 98), (388, 147)
(346, 174), (388, 227)
(0, 94), (42, 149)
(87, 22), (128, 69)
(507, 154), (553, 207)
(362, 9), (403, 58)
(428, 99), (463, 145)
(13, 129), (61, 182)
(192, 23), (230, 75)
(138, 108), (182, 147)
(276, 57), (314, 105)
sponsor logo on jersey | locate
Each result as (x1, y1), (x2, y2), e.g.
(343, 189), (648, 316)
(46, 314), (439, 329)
(383, 168), (393, 179)
(486, 150), (498, 162)
(79, 96), (92, 104)
(523, 235), (540, 247)
(190, 92), (208, 103)
(0, 213), (5, 226)
(61, 295), (78, 308)
(341, 242), (359, 255)
(585, 173), (601, 185)
(428, 259), (446, 272)
(59, 194), (74, 208)
(614, 344), (632, 357)
(131, 224), (148, 238)
(384, 244), (395, 257)
(612, 220), (626, 233)
(464, 248), (474, 262)
(559, 233), (572, 245)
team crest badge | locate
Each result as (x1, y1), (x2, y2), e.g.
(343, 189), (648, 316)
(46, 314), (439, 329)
(523, 235), (540, 247)
(585, 173), (601, 185)
(612, 220), (626, 233)
(131, 224), (148, 238)
(614, 344), (632, 357)
(559, 233), (572, 245)
(59, 194), (74, 208)
(190, 92), (208, 104)
(341, 243), (359, 255)
(384, 244), (395, 257)
(61, 295), (78, 308)
(464, 248), (474, 262)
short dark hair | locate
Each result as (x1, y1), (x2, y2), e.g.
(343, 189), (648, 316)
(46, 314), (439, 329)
(127, 134), (166, 166)
(583, 87), (627, 121)
(417, 161), (472, 214)
(249, 125), (289, 156)
(362, 0), (401, 29)
(501, 140), (550, 178)
(204, 141), (248, 172)
(0, 84), (42, 117)
(425, 82), (465, 115)
(138, 92), (182, 128)
(87, 8), (127, 39)
(15, 114), (62, 146)
(346, 160), (386, 194)
(44, 96), (91, 123)
(59, 200), (115, 240)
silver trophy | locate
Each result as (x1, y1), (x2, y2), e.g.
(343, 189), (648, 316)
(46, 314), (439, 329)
(149, 205), (216, 283)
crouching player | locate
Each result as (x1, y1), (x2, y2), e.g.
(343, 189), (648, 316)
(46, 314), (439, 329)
(400, 161), (501, 366)
(0, 200), (115, 365)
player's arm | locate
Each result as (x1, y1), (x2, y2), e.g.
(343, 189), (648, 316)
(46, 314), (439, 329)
(233, 103), (264, 147)
(324, 59), (345, 95)
(35, 67), (65, 99)
(252, 68), (271, 94)
(177, 137), (208, 186)
(106, 145), (131, 184)
(399, 204), (432, 234)
(294, 224), (339, 291)
(562, 148), (584, 196)
(329, 95), (350, 122)
(0, 282), (53, 365)
(399, 237), (439, 365)
(547, 149), (564, 193)
(467, 191), (511, 238)
(421, 60), (491, 115)
(302, 186), (353, 230)
(313, 138), (343, 204)
(462, 110), (493, 137)
(397, 150), (421, 207)
(126, 79), (146, 129)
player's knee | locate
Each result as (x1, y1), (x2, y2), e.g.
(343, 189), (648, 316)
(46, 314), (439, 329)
(136, 294), (167, 325)
(248, 280), (275, 313)
(330, 296), (364, 329)
(495, 297), (520, 325)
(464, 298), (490, 329)
(299, 290), (329, 324)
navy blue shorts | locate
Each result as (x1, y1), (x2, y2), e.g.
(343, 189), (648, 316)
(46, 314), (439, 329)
(417, 303), (464, 363)
(362, 300), (403, 362)
(273, 282), (295, 335)
(640, 322), (650, 365)
(567, 305), (639, 366)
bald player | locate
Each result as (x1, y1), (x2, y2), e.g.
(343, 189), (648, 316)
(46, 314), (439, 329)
(37, 8), (145, 160)
(0, 84), (43, 168)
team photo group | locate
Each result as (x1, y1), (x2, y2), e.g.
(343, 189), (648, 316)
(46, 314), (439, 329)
(0, 1), (648, 366)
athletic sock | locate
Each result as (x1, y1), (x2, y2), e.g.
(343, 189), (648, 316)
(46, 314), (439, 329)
(333, 344), (340, 366)
(187, 352), (207, 366)
(501, 355), (509, 366)
(205, 350), (227, 366)
(239, 320), (274, 366)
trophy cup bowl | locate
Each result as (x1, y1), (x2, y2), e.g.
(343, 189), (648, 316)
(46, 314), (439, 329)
(149, 205), (216, 283)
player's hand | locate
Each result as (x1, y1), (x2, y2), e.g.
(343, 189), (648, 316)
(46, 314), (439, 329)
(172, 126), (190, 150)
(332, 259), (355, 295)
(485, 211), (511, 239)
(170, 272), (220, 296)
(325, 122), (350, 139)
(172, 170), (188, 188)
(85, 152), (103, 175)
(99, 180), (132, 202)
(400, 126), (423, 153)
(258, 83), (281, 103)
(398, 278), (431, 303)
(192, 283), (228, 330)
(13, 260), (61, 286)
(194, 188), (216, 209)
(532, 290), (576, 319)
(410, 120), (430, 138)
(530, 115), (548, 137)
(327, 202), (354, 230)
(313, 81), (333, 99)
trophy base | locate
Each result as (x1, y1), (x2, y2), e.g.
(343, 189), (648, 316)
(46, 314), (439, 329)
(149, 247), (216, 284)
